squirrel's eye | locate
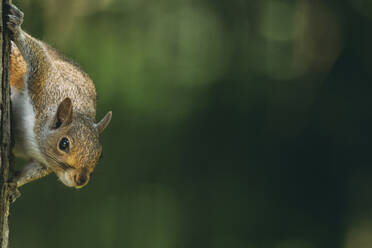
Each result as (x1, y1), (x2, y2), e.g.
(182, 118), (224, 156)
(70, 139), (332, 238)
(58, 137), (69, 152)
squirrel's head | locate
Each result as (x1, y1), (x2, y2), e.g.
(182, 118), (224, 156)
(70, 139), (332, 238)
(42, 98), (112, 188)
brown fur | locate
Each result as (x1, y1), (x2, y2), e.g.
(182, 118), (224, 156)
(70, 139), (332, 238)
(10, 43), (26, 90)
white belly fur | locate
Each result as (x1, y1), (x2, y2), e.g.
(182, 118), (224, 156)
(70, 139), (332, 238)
(11, 86), (45, 164)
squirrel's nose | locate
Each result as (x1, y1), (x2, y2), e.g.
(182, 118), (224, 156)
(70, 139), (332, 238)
(74, 173), (88, 186)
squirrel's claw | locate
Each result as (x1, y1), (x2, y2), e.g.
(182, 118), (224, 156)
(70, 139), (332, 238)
(6, 3), (24, 19)
(7, 15), (22, 26)
(7, 182), (21, 204)
(8, 170), (21, 204)
(5, 3), (24, 38)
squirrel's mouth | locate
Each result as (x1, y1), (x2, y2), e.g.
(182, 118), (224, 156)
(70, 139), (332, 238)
(56, 170), (76, 187)
(55, 170), (90, 189)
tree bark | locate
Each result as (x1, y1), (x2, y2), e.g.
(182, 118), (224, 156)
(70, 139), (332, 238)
(0, 0), (13, 247)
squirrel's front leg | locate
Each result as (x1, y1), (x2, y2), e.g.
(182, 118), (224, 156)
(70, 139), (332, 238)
(6, 3), (52, 90)
(8, 162), (51, 203)
(11, 161), (52, 188)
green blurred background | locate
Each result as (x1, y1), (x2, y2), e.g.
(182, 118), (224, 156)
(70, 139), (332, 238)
(9, 0), (372, 247)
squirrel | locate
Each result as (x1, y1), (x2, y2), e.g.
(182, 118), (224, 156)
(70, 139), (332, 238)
(6, 3), (112, 191)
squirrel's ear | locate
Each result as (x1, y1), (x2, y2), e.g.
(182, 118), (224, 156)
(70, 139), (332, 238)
(96, 111), (112, 134)
(52, 98), (73, 129)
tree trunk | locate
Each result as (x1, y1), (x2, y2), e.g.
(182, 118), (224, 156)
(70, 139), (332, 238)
(0, 0), (13, 247)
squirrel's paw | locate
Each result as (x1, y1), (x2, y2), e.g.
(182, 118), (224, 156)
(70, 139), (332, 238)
(5, 3), (24, 37)
(8, 171), (21, 203)
(7, 181), (21, 204)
